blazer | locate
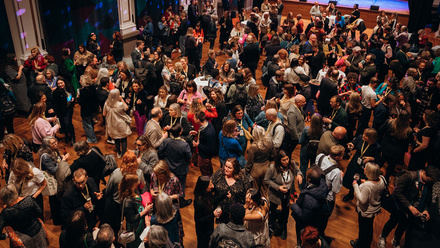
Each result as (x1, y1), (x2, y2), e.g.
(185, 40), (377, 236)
(264, 162), (302, 205)
(144, 119), (165, 148)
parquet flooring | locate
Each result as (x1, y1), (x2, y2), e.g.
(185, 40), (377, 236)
(4, 7), (438, 247)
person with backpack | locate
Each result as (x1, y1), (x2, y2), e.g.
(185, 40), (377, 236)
(315, 145), (345, 240)
(266, 108), (285, 152)
(290, 166), (329, 246)
(0, 80), (16, 143)
(299, 114), (325, 189)
(226, 73), (247, 109)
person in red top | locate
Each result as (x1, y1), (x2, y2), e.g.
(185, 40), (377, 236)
(296, 14), (304, 34)
(193, 22), (205, 72)
(24, 47), (47, 84)
(187, 100), (218, 132)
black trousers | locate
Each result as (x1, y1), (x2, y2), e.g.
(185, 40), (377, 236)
(0, 114), (14, 141)
(381, 209), (408, 242)
(357, 212), (375, 248)
(269, 197), (290, 234)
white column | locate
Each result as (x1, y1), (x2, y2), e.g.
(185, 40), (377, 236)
(4, 0), (47, 62)
(117, 0), (138, 63)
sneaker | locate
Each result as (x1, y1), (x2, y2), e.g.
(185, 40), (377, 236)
(107, 139), (115, 144)
(391, 238), (400, 248)
(117, 153), (122, 159)
(377, 235), (387, 248)
(378, 236), (386, 248)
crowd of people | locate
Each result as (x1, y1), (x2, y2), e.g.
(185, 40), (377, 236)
(1, 1), (440, 248)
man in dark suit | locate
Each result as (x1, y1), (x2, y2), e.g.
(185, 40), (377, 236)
(131, 40), (145, 68)
(323, 95), (348, 131)
(61, 169), (102, 231)
(180, 57), (197, 80)
(317, 69), (339, 117)
(188, 0), (199, 27)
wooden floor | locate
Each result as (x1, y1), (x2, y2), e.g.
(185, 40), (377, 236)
(3, 10), (435, 247)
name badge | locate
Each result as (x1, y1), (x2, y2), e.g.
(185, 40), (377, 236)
(121, 92), (125, 98)
(239, 130), (244, 136)
(328, 123), (332, 129)
(357, 157), (363, 165)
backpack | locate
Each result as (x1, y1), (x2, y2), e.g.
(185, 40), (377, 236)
(217, 237), (241, 248)
(0, 93), (16, 116)
(91, 148), (118, 179)
(232, 84), (248, 108)
(310, 154), (338, 178)
(306, 139), (320, 157)
(134, 61), (149, 83)
(273, 123), (295, 154)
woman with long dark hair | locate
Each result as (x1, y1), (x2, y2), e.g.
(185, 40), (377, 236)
(299, 113), (324, 189)
(73, 44), (93, 78)
(130, 80), (148, 135)
(264, 150), (303, 239)
(86, 32), (100, 57)
(193, 176), (219, 248)
(243, 188), (270, 248)
(52, 77), (75, 145)
(110, 31), (123, 63)
(4, 53), (32, 114)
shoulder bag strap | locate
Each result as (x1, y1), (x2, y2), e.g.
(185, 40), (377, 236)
(120, 198), (126, 231)
(91, 147), (105, 161)
(84, 233), (88, 248)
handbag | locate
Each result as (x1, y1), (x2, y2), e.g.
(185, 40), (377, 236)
(91, 148), (118, 178)
(237, 122), (253, 141)
(40, 154), (58, 196)
(118, 199), (136, 245)
(379, 175), (396, 213)
(293, 68), (310, 82)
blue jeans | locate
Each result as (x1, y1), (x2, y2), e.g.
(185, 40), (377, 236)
(82, 116), (97, 143)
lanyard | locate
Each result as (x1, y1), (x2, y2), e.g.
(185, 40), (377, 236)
(80, 185), (90, 200)
(359, 141), (370, 157)
(170, 116), (178, 127)
(384, 87), (392, 96)
(330, 108), (338, 120)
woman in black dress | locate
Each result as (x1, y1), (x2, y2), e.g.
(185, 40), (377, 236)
(193, 176), (221, 248)
(0, 185), (48, 248)
(408, 109), (438, 170)
(59, 210), (95, 248)
(110, 31), (123, 63)
(52, 77), (76, 145)
(86, 32), (100, 57)
(130, 80), (148, 136)
(342, 128), (382, 202)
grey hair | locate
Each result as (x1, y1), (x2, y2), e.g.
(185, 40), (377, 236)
(364, 162), (381, 181)
(169, 103), (182, 118)
(155, 192), (176, 224)
(106, 89), (121, 108)
(80, 74), (93, 87)
(252, 125), (272, 150)
(38, 136), (58, 160)
(96, 223), (115, 248)
(96, 68), (110, 86)
(0, 184), (19, 206)
(147, 225), (169, 248)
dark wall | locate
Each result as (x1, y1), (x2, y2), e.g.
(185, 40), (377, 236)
(38, 0), (119, 62)
(0, 0), (15, 59)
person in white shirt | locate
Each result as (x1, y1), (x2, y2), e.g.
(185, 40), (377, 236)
(315, 145), (345, 238)
(357, 77), (383, 136)
(309, 1), (322, 18)
(266, 108), (285, 151)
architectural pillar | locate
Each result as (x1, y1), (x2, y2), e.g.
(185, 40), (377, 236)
(4, 0), (47, 62)
(117, 0), (138, 65)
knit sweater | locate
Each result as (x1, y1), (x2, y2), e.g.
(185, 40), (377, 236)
(353, 178), (386, 218)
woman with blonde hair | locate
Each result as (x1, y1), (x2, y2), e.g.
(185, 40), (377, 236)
(28, 102), (60, 149)
(162, 58), (175, 92)
(277, 49), (290, 69)
(2, 134), (33, 181)
(8, 158), (47, 212)
(24, 47), (47, 84)
(119, 174), (152, 248)
(78, 74), (99, 143)
(150, 192), (181, 246)
(103, 89), (132, 158)
(351, 162), (386, 248)
(245, 84), (265, 121)
(219, 61), (235, 85)
(187, 99), (218, 132)
(112, 61), (131, 83)
(103, 150), (145, 232)
(154, 86), (170, 109)
(161, 103), (191, 136)
(245, 126), (275, 198)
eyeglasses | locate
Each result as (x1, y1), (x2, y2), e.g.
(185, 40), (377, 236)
(73, 180), (87, 186)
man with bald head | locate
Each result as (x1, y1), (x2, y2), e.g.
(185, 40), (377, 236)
(310, 1), (322, 18)
(316, 126), (347, 156)
(144, 107), (167, 148)
(286, 94), (306, 153)
(29, 74), (51, 104)
(302, 34), (317, 59)
(266, 108), (285, 151)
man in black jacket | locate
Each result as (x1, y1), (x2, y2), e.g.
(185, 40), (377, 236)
(378, 166), (440, 248)
(157, 124), (192, 208)
(61, 169), (102, 231)
(240, 35), (260, 77)
(192, 111), (216, 176)
(317, 69), (339, 116)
